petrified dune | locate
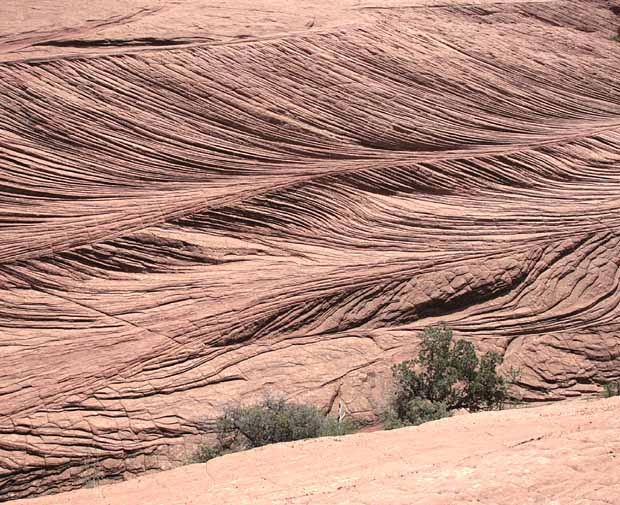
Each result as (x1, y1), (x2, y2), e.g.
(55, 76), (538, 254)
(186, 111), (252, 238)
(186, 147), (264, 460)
(1, 0), (620, 500)
(12, 397), (620, 505)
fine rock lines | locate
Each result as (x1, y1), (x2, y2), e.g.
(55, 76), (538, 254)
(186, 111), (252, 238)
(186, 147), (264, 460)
(1, 0), (620, 500)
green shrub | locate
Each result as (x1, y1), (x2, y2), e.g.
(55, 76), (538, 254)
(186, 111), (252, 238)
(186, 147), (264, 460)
(383, 398), (449, 429)
(193, 397), (356, 462)
(603, 381), (620, 397)
(388, 323), (514, 428)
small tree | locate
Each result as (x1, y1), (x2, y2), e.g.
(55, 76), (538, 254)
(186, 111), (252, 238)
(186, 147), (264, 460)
(388, 323), (513, 427)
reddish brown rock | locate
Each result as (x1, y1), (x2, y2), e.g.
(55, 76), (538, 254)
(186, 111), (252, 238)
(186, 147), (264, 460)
(1, 0), (620, 500)
(11, 397), (620, 505)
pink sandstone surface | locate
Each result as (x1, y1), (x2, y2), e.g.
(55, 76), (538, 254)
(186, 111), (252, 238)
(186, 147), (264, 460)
(1, 0), (620, 499)
(11, 397), (620, 505)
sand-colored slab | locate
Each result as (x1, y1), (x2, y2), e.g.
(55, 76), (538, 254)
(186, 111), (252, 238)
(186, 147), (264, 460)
(11, 397), (620, 505)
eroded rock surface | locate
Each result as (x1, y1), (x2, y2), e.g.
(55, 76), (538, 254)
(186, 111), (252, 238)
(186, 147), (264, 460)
(1, 0), (620, 500)
(12, 397), (620, 505)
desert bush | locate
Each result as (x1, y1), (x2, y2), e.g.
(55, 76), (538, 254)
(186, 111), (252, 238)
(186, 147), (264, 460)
(383, 398), (449, 429)
(603, 381), (620, 397)
(386, 323), (515, 428)
(193, 397), (356, 462)
(319, 414), (359, 437)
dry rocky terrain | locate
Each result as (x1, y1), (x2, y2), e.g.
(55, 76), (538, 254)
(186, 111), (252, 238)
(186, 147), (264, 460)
(11, 397), (620, 505)
(1, 0), (620, 500)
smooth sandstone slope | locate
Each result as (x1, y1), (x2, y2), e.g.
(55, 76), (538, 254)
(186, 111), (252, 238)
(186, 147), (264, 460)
(12, 397), (620, 505)
(1, 0), (620, 500)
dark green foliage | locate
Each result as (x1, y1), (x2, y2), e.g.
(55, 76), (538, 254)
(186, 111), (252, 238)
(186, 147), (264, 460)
(193, 397), (356, 463)
(218, 397), (327, 449)
(388, 323), (513, 428)
(383, 398), (449, 429)
(603, 381), (620, 397)
(470, 351), (509, 410)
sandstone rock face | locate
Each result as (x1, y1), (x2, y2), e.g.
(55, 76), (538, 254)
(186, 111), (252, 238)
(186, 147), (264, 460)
(11, 397), (620, 505)
(1, 0), (620, 500)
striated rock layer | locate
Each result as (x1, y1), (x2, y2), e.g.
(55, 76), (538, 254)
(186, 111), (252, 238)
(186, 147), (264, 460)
(11, 397), (620, 505)
(1, 0), (620, 500)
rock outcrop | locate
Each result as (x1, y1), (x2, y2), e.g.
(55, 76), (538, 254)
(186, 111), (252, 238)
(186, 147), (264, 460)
(1, 0), (620, 500)
(12, 397), (620, 505)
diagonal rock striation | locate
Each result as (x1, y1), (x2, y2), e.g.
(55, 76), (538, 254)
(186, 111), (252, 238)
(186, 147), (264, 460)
(1, 0), (620, 500)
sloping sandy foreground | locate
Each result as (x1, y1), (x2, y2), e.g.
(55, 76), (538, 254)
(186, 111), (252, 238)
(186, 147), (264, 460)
(12, 397), (620, 505)
(2, 0), (620, 499)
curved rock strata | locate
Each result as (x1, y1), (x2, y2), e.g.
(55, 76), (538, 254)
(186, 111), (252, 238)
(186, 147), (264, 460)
(1, 0), (620, 500)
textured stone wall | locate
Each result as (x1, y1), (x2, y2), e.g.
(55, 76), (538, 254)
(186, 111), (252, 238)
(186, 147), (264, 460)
(1, 0), (620, 500)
